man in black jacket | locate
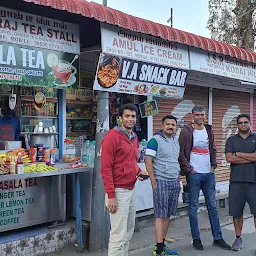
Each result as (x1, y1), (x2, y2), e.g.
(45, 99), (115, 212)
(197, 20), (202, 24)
(179, 105), (230, 251)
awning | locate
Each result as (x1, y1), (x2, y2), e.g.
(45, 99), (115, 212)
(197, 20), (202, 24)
(23, 0), (256, 63)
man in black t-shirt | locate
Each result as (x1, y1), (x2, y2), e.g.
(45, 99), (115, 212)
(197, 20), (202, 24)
(225, 113), (256, 252)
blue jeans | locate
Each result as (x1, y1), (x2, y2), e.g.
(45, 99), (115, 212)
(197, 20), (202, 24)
(187, 172), (222, 240)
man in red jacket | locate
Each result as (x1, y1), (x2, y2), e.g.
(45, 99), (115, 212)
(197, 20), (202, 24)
(101, 103), (148, 256)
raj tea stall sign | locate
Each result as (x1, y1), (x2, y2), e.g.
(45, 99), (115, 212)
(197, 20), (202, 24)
(101, 23), (189, 69)
(94, 53), (188, 99)
(0, 41), (79, 88)
(190, 48), (256, 83)
(0, 7), (80, 54)
(139, 100), (159, 118)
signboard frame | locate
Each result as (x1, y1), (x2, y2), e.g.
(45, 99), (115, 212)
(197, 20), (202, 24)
(93, 53), (188, 99)
(0, 7), (80, 54)
(101, 23), (189, 69)
(139, 100), (159, 118)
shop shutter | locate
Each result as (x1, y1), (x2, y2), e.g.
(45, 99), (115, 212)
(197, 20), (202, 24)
(153, 85), (209, 183)
(153, 85), (209, 134)
(212, 89), (250, 182)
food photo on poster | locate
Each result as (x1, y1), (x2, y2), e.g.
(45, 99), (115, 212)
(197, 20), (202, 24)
(0, 42), (79, 88)
(94, 53), (188, 99)
(139, 100), (159, 118)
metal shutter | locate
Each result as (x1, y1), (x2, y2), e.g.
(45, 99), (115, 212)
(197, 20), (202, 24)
(153, 85), (209, 134)
(212, 89), (250, 181)
(153, 84), (209, 184)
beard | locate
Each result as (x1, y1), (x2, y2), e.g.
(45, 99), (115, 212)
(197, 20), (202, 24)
(239, 128), (250, 134)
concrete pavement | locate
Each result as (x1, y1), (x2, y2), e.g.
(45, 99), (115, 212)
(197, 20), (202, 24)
(49, 203), (256, 256)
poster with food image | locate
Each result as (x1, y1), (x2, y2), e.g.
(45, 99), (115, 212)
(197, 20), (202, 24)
(139, 100), (159, 118)
(0, 42), (79, 89)
(94, 53), (188, 99)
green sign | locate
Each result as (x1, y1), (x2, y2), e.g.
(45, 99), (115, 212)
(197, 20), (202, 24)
(139, 100), (159, 118)
(0, 42), (79, 89)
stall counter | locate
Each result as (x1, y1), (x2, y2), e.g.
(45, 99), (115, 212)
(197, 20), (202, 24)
(0, 165), (90, 252)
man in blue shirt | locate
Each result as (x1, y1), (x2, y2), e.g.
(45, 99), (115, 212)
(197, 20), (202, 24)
(0, 100), (20, 147)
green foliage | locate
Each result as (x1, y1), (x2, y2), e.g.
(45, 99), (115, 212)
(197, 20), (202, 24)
(207, 0), (237, 45)
(207, 0), (256, 50)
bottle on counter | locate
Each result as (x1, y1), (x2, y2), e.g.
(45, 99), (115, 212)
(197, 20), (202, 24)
(16, 152), (24, 174)
(139, 139), (147, 163)
(88, 141), (96, 168)
(9, 153), (16, 175)
(50, 149), (56, 166)
(81, 140), (90, 165)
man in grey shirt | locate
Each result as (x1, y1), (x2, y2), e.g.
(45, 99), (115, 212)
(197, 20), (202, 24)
(145, 115), (180, 256)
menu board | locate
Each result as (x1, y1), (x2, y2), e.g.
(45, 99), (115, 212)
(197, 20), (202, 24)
(0, 177), (61, 232)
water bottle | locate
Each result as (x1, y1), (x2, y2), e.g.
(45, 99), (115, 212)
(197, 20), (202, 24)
(139, 139), (147, 163)
(88, 141), (96, 168)
(81, 140), (90, 165)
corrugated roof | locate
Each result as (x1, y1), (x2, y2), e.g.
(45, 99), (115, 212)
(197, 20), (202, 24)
(23, 0), (256, 63)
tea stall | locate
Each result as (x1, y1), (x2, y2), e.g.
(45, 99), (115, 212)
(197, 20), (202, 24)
(0, 5), (91, 252)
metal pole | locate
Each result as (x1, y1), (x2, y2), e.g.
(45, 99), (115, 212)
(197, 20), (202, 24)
(89, 91), (110, 251)
(103, 0), (107, 6)
(171, 8), (173, 27)
(89, 0), (110, 251)
(208, 88), (213, 125)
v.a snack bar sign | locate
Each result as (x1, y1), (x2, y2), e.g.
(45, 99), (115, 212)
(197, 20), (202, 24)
(0, 42), (79, 88)
(94, 53), (188, 99)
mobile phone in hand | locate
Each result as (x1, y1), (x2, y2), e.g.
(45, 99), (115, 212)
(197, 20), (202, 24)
(138, 174), (150, 180)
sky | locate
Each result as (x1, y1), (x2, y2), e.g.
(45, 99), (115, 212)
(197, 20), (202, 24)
(88, 0), (211, 38)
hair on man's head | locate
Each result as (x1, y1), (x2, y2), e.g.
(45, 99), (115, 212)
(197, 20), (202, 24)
(162, 115), (177, 124)
(118, 103), (138, 116)
(236, 114), (251, 124)
(192, 105), (206, 113)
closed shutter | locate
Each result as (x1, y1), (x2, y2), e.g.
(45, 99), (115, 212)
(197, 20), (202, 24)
(153, 85), (209, 133)
(153, 84), (209, 184)
(212, 89), (250, 182)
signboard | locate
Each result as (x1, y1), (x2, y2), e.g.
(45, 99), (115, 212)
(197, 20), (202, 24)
(0, 41), (79, 88)
(139, 100), (159, 118)
(0, 7), (80, 54)
(94, 53), (188, 99)
(190, 48), (256, 83)
(101, 23), (189, 69)
(0, 177), (61, 232)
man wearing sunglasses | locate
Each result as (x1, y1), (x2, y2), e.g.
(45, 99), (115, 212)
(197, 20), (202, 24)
(225, 114), (256, 252)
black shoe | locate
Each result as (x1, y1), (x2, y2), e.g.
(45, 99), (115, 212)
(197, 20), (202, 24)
(213, 239), (231, 250)
(192, 239), (203, 250)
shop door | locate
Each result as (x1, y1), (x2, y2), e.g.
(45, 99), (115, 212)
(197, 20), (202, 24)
(212, 89), (250, 182)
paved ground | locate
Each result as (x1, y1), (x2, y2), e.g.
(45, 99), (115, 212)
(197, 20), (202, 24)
(49, 203), (256, 256)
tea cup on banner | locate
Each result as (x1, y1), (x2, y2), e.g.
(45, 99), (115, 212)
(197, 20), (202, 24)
(53, 60), (77, 84)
